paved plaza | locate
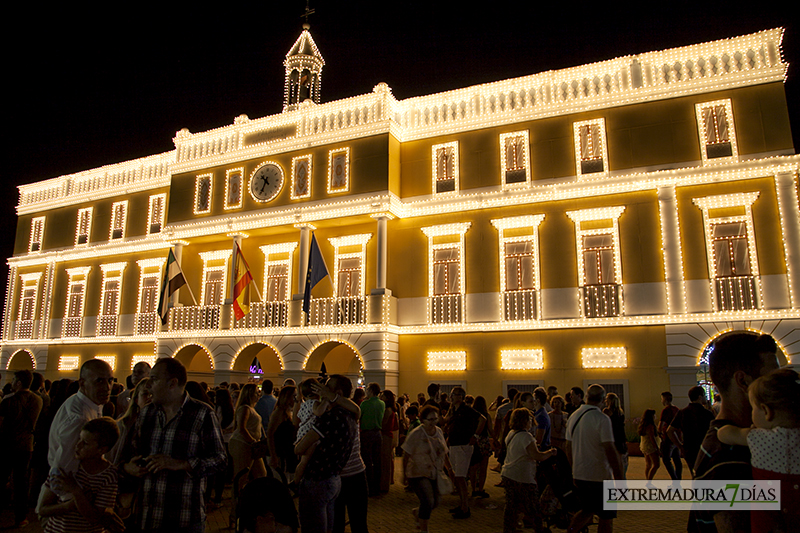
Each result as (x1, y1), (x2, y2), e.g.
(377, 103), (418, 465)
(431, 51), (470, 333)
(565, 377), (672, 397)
(2, 455), (689, 532)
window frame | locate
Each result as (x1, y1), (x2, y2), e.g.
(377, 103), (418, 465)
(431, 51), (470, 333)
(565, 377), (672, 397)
(573, 118), (609, 179)
(75, 207), (93, 246)
(431, 141), (459, 195)
(695, 98), (738, 165)
(499, 131), (531, 188)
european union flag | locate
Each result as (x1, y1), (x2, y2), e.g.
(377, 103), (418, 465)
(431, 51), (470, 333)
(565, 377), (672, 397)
(303, 233), (330, 315)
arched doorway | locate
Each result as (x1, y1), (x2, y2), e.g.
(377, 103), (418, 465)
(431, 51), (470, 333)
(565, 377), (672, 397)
(304, 341), (363, 387)
(6, 350), (35, 371)
(231, 343), (283, 383)
(173, 344), (215, 385)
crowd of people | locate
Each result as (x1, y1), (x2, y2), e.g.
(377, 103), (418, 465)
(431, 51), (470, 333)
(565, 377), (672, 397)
(0, 329), (797, 533)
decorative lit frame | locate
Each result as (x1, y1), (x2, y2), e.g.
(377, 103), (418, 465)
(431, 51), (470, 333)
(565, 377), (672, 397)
(695, 99), (738, 165)
(492, 215), (546, 321)
(581, 347), (627, 368)
(63, 266), (91, 338)
(195, 173), (213, 214)
(431, 141), (459, 194)
(224, 168), (244, 210)
(109, 201), (128, 240)
(291, 155), (313, 199)
(29, 217), (45, 253)
(147, 194), (166, 234)
(17, 272), (43, 328)
(567, 207), (626, 316)
(59, 355), (81, 371)
(95, 355), (117, 372)
(692, 192), (761, 311)
(499, 131), (531, 188)
(75, 208), (93, 246)
(421, 223), (471, 324)
(500, 349), (544, 370)
(427, 351), (466, 371)
(328, 234), (372, 298)
(97, 262), (127, 336)
(135, 258), (165, 314)
(260, 242), (298, 301)
(327, 147), (350, 193)
(199, 250), (232, 306)
(131, 354), (157, 371)
(573, 118), (609, 179)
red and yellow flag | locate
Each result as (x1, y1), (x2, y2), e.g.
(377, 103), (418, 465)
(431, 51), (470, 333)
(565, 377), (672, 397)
(232, 243), (254, 320)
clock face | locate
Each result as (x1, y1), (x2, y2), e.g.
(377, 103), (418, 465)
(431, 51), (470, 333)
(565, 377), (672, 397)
(249, 162), (284, 202)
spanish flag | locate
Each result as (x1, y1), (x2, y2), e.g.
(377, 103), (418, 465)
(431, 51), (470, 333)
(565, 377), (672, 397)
(232, 243), (254, 320)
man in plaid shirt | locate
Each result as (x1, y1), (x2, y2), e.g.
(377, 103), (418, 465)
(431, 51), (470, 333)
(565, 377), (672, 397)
(123, 357), (226, 533)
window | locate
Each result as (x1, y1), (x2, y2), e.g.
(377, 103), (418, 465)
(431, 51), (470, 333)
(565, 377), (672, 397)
(75, 208), (92, 245)
(696, 99), (738, 163)
(135, 258), (164, 335)
(225, 169), (244, 209)
(328, 234), (371, 325)
(492, 215), (545, 321)
(258, 242), (297, 328)
(693, 192), (761, 311)
(327, 148), (350, 193)
(266, 264), (289, 301)
(573, 118), (608, 178)
(110, 201), (128, 240)
(195, 174), (213, 214)
(16, 273), (42, 339)
(422, 223), (470, 324)
(567, 207), (625, 317)
(29, 217), (45, 252)
(500, 131), (530, 187)
(291, 156), (312, 199)
(147, 194), (166, 234)
(199, 250), (232, 307)
(97, 263), (126, 337)
(432, 142), (458, 194)
(63, 267), (91, 337)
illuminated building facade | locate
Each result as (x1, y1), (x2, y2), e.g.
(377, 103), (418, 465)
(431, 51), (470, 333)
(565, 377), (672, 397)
(3, 27), (799, 415)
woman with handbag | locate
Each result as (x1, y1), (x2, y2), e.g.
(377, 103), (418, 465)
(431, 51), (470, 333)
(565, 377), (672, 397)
(401, 404), (450, 533)
(229, 383), (267, 480)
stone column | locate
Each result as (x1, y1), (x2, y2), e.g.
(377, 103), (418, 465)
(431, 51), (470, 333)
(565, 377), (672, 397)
(776, 172), (800, 308)
(658, 186), (686, 314)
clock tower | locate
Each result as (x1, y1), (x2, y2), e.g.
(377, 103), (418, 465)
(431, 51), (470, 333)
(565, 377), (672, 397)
(283, 24), (325, 112)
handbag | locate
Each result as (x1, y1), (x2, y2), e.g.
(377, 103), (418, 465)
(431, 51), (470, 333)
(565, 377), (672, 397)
(425, 430), (452, 494)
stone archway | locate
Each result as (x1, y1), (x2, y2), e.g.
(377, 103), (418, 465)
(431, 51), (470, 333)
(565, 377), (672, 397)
(6, 349), (35, 371)
(231, 342), (283, 383)
(304, 341), (363, 386)
(173, 344), (215, 384)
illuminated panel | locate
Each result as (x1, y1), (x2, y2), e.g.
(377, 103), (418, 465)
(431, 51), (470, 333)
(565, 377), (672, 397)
(131, 354), (157, 371)
(581, 347), (627, 368)
(291, 155), (312, 199)
(59, 355), (81, 371)
(431, 141), (459, 194)
(95, 355), (117, 372)
(224, 168), (244, 209)
(427, 351), (466, 371)
(499, 131), (530, 188)
(695, 99), (738, 165)
(195, 173), (213, 214)
(573, 118), (609, 179)
(327, 147), (350, 193)
(501, 349), (544, 370)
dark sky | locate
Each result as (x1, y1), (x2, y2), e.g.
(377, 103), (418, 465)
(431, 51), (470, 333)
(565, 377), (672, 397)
(4, 2), (798, 279)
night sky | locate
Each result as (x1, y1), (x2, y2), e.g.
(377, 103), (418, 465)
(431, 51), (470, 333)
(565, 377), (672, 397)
(5, 3), (798, 283)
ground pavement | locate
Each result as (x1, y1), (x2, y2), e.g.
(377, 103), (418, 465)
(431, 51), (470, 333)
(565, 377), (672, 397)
(2, 455), (689, 532)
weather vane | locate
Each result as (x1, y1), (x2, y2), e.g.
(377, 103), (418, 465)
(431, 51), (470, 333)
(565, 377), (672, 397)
(302, 0), (315, 27)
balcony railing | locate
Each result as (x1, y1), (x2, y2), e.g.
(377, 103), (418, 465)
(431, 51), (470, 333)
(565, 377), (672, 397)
(234, 301), (288, 329)
(96, 314), (118, 337)
(308, 297), (366, 326)
(431, 294), (463, 324)
(62, 316), (83, 337)
(134, 312), (159, 335)
(170, 305), (220, 331)
(582, 284), (621, 318)
(503, 289), (537, 321)
(715, 276), (757, 311)
(15, 320), (35, 340)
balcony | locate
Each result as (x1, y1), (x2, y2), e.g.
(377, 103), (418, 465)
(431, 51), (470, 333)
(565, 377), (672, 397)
(503, 289), (537, 321)
(62, 316), (83, 337)
(308, 297), (365, 326)
(430, 294), (462, 324)
(96, 314), (118, 337)
(170, 305), (220, 331)
(134, 312), (159, 335)
(715, 276), (757, 311)
(14, 320), (35, 340)
(234, 301), (288, 329)
(582, 284), (620, 318)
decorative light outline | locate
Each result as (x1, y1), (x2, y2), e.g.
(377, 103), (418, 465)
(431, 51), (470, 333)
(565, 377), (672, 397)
(573, 118), (609, 180)
(75, 207), (93, 247)
(224, 168), (244, 210)
(499, 131), (531, 189)
(194, 173), (213, 214)
(581, 347), (627, 368)
(431, 141), (459, 195)
(500, 349), (544, 370)
(695, 98), (738, 165)
(109, 200), (128, 241)
(291, 155), (313, 200)
(327, 147), (350, 194)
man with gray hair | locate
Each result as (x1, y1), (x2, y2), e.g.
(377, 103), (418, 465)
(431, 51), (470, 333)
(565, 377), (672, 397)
(566, 384), (624, 533)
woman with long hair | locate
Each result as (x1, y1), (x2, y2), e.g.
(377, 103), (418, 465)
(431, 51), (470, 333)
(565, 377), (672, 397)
(268, 385), (298, 479)
(548, 395), (569, 452)
(468, 395), (494, 498)
(638, 409), (661, 480)
(379, 389), (399, 492)
(108, 377), (151, 465)
(229, 383), (266, 480)
(603, 392), (628, 476)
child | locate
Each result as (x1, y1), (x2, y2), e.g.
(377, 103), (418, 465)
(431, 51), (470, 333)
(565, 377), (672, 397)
(637, 409), (660, 480)
(38, 417), (122, 533)
(717, 368), (800, 533)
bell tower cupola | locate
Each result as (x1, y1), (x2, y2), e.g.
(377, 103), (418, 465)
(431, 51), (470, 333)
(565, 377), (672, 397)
(283, 20), (324, 112)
